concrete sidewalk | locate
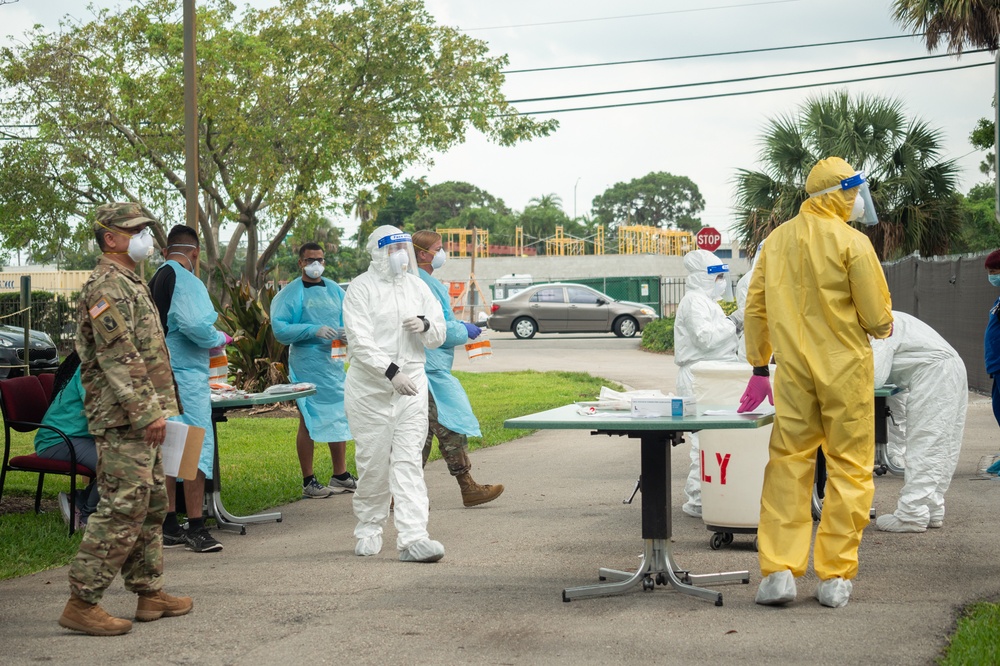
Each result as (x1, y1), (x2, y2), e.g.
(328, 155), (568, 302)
(2, 341), (999, 665)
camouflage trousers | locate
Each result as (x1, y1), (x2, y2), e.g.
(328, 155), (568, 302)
(69, 425), (167, 604)
(422, 392), (472, 477)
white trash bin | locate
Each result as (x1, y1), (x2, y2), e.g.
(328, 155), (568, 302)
(690, 361), (773, 550)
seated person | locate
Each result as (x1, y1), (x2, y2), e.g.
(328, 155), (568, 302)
(35, 352), (98, 529)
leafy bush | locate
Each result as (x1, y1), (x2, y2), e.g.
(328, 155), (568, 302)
(212, 278), (289, 392)
(719, 299), (738, 316)
(641, 316), (675, 352)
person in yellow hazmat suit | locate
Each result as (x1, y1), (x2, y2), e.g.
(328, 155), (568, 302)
(738, 156), (894, 609)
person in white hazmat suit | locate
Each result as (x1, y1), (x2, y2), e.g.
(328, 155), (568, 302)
(343, 226), (448, 562)
(870, 311), (967, 532)
(734, 242), (764, 364)
(674, 249), (740, 517)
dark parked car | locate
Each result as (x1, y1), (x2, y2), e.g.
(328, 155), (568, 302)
(486, 283), (658, 339)
(0, 324), (60, 379)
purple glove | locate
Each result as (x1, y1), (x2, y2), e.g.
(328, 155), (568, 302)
(223, 332), (233, 345)
(463, 322), (482, 339)
(737, 375), (773, 413)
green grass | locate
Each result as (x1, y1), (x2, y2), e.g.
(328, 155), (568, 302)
(939, 602), (1000, 665)
(0, 370), (617, 579)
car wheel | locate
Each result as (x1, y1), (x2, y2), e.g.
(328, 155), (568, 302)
(613, 316), (639, 338)
(512, 317), (537, 339)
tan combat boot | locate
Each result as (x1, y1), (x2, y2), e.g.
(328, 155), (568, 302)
(456, 472), (504, 507)
(58, 595), (133, 636)
(135, 590), (194, 622)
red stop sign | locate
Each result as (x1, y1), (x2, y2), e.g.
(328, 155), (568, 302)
(696, 226), (722, 252)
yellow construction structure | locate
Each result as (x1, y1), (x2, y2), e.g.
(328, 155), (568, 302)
(544, 225), (586, 256)
(514, 226), (524, 256)
(617, 225), (694, 256)
(437, 227), (490, 258)
(593, 225), (605, 255)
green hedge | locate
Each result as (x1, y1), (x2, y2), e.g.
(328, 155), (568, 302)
(641, 316), (675, 352)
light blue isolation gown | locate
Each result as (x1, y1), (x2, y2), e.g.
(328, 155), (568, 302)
(418, 269), (481, 436)
(270, 277), (352, 442)
(155, 259), (227, 479)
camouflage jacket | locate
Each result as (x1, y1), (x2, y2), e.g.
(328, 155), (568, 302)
(76, 256), (181, 435)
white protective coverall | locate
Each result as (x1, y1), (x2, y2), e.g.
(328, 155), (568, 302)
(871, 311), (967, 531)
(343, 226), (446, 557)
(674, 249), (739, 515)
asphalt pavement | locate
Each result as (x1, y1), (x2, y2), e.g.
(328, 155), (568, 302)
(1, 332), (998, 665)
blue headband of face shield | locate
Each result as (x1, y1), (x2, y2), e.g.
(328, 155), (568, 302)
(377, 233), (412, 249)
(706, 264), (729, 275)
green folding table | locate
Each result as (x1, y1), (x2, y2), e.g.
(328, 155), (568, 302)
(207, 389), (316, 534)
(505, 404), (774, 605)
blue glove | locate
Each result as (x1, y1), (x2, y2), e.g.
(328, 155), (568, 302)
(463, 322), (482, 339)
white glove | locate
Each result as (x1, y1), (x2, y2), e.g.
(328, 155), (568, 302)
(402, 316), (427, 334)
(316, 326), (337, 340)
(727, 312), (744, 335)
(390, 372), (418, 396)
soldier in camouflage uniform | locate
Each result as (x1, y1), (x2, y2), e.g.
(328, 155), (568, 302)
(58, 202), (194, 637)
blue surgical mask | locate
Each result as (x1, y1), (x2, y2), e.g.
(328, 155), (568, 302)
(989, 274), (1000, 288)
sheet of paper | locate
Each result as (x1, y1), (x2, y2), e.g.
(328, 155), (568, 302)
(161, 421), (189, 477)
(161, 422), (205, 479)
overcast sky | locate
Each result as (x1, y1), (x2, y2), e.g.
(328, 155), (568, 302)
(2, 0), (993, 244)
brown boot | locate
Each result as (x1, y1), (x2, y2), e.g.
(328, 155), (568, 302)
(456, 472), (504, 507)
(59, 595), (132, 636)
(135, 590), (193, 622)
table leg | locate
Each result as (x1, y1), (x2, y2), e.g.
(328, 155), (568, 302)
(563, 432), (748, 604)
(207, 408), (283, 534)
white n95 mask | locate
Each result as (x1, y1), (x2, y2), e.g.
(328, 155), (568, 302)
(431, 249), (447, 269)
(127, 227), (155, 262)
(389, 249), (410, 276)
(304, 262), (324, 279)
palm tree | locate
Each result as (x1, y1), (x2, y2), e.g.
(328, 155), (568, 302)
(527, 193), (564, 211)
(732, 91), (963, 260)
(892, 0), (1000, 54)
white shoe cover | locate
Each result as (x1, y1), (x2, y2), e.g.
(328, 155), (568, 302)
(399, 538), (445, 563)
(875, 514), (926, 533)
(681, 502), (702, 518)
(355, 534), (383, 556)
(928, 518), (943, 529)
(816, 577), (852, 608)
(755, 570), (796, 606)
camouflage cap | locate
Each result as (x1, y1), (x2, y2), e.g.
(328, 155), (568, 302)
(92, 202), (155, 231)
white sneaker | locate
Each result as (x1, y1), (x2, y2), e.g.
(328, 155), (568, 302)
(816, 577), (853, 608)
(57, 492), (72, 526)
(681, 502), (702, 518)
(875, 514), (926, 533)
(355, 534), (383, 557)
(399, 538), (445, 563)
(755, 570), (796, 605)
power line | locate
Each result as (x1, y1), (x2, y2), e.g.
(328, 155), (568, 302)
(502, 34), (923, 74)
(513, 61), (992, 116)
(463, 0), (804, 32)
(508, 50), (991, 104)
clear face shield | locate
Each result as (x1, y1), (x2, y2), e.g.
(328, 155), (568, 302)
(707, 263), (734, 301)
(377, 232), (418, 279)
(811, 171), (878, 226)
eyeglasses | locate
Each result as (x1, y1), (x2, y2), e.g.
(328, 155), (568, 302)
(303, 257), (326, 264)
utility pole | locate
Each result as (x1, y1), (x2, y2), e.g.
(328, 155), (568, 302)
(574, 177), (581, 220)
